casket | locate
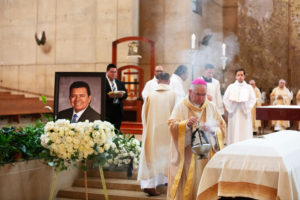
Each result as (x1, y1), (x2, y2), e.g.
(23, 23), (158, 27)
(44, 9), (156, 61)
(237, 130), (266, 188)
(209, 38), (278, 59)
(197, 130), (300, 200)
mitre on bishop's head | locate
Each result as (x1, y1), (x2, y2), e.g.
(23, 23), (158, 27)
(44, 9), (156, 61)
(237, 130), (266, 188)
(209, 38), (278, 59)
(192, 78), (207, 86)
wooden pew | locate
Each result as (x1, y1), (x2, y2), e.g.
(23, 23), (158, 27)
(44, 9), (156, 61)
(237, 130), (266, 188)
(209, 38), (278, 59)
(0, 94), (25, 99)
(0, 92), (11, 95)
(0, 97), (53, 123)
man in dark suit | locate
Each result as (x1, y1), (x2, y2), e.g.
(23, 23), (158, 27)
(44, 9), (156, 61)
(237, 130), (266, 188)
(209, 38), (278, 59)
(105, 63), (128, 130)
(57, 81), (100, 122)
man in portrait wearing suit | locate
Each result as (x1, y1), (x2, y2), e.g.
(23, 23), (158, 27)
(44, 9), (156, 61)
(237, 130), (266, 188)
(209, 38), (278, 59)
(57, 81), (101, 122)
(105, 63), (128, 130)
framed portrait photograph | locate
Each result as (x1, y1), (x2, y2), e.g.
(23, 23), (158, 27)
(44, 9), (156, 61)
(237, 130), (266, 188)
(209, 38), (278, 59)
(54, 72), (106, 122)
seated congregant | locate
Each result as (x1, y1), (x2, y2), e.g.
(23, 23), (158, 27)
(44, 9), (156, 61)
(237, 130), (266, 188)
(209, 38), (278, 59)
(270, 79), (292, 131)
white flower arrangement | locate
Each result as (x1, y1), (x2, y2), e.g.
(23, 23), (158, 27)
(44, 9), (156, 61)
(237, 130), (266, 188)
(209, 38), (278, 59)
(40, 119), (116, 170)
(105, 133), (142, 169)
(40, 119), (142, 172)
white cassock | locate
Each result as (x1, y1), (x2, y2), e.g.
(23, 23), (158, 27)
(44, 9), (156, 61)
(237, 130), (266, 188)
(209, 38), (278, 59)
(138, 84), (176, 189)
(223, 80), (256, 145)
(201, 76), (224, 115)
(142, 77), (158, 99)
(170, 74), (186, 104)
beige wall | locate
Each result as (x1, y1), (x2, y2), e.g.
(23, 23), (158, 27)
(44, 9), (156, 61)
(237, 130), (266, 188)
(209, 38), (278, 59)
(2, 0), (298, 99)
(0, 159), (80, 200)
(0, 0), (139, 97)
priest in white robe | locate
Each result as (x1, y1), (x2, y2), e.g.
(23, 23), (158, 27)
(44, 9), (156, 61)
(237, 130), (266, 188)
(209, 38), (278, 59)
(138, 72), (176, 196)
(170, 65), (188, 104)
(200, 64), (224, 115)
(141, 65), (164, 99)
(223, 68), (256, 145)
(249, 80), (262, 134)
(270, 79), (292, 130)
(167, 78), (226, 200)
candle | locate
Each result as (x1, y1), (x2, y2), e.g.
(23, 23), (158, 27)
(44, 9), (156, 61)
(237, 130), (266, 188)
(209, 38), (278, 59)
(222, 43), (226, 56)
(191, 34), (196, 49)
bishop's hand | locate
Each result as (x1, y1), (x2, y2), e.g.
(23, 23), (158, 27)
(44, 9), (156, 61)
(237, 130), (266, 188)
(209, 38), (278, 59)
(187, 116), (198, 128)
(207, 94), (213, 101)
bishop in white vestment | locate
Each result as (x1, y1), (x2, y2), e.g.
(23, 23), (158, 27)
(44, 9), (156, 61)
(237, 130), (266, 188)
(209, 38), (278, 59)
(168, 78), (226, 200)
(223, 69), (256, 145)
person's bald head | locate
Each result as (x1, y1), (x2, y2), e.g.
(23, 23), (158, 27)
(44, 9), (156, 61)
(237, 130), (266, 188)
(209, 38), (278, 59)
(154, 65), (164, 78)
(249, 80), (256, 88)
(278, 79), (286, 88)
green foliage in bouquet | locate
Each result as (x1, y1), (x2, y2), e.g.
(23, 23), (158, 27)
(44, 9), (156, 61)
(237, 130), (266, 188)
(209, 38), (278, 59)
(0, 120), (45, 166)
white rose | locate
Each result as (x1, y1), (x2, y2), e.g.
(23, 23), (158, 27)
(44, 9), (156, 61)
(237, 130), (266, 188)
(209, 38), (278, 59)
(83, 135), (90, 142)
(88, 140), (94, 147)
(134, 140), (140, 146)
(129, 151), (135, 157)
(73, 143), (79, 149)
(55, 138), (62, 144)
(66, 136), (72, 143)
(104, 144), (110, 151)
(73, 138), (80, 145)
(98, 147), (104, 153)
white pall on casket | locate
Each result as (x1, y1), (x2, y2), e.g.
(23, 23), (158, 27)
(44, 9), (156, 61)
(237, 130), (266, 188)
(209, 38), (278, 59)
(197, 130), (300, 200)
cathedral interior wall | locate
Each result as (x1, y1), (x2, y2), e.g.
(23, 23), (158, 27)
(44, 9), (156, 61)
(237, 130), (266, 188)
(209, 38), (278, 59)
(0, 0), (299, 99)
